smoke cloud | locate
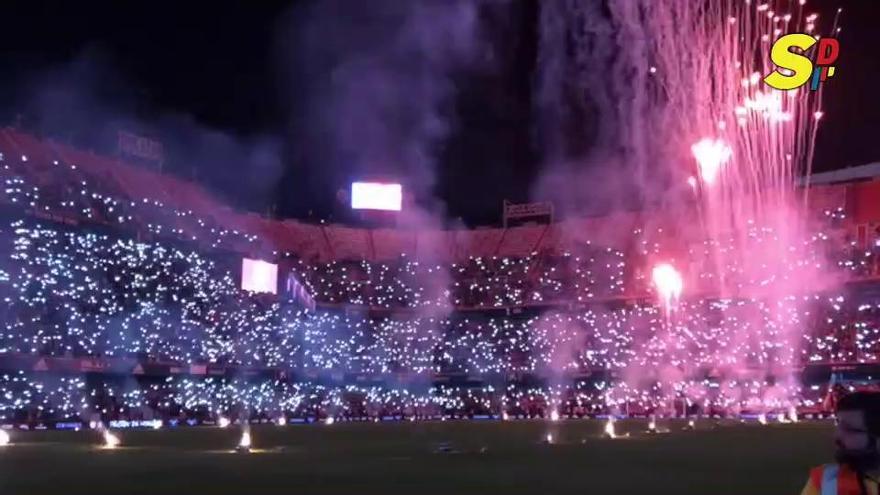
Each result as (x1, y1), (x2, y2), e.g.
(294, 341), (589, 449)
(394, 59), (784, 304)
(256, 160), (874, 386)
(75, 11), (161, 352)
(11, 48), (284, 214)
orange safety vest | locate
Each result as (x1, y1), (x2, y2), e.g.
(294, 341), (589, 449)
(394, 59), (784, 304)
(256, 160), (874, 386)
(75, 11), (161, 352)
(809, 464), (870, 495)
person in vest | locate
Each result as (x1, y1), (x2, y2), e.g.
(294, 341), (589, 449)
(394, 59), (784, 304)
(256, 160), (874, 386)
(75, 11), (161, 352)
(802, 392), (880, 495)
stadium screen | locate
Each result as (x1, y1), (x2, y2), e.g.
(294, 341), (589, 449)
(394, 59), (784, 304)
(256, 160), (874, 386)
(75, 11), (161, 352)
(351, 182), (402, 211)
(241, 258), (278, 294)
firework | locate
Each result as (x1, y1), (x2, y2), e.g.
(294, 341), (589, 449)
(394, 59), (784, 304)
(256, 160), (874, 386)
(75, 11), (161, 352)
(538, 0), (842, 417)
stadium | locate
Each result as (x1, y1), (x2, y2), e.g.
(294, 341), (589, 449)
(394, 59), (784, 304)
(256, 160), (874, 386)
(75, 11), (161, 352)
(0, 1), (879, 494)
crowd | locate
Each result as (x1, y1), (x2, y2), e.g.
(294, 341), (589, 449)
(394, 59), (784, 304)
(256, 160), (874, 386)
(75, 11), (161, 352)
(0, 214), (876, 425)
(0, 370), (837, 427)
(0, 141), (879, 427)
(3, 215), (880, 374)
(287, 246), (627, 310)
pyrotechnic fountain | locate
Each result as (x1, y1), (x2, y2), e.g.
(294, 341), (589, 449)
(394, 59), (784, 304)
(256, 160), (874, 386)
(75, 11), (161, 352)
(103, 429), (121, 449)
(0, 429), (9, 446)
(537, 0), (840, 419)
(604, 417), (617, 439)
(236, 426), (252, 453)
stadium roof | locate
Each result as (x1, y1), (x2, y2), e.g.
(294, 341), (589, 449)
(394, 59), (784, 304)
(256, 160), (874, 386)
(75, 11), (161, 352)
(800, 162), (880, 186)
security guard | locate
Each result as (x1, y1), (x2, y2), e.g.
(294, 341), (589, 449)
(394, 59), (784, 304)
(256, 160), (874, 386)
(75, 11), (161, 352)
(802, 392), (880, 495)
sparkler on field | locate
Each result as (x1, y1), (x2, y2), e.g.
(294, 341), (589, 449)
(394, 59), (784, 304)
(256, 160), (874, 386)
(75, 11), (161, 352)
(276, 416), (287, 426)
(788, 406), (799, 423)
(0, 429), (9, 446)
(648, 415), (657, 433)
(757, 413), (768, 425)
(217, 416), (231, 428)
(103, 429), (120, 449)
(604, 417), (617, 439)
(236, 427), (252, 453)
(325, 416), (335, 425)
(550, 409), (560, 422)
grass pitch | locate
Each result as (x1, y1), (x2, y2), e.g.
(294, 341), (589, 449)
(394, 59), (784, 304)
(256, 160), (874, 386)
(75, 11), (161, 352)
(0, 419), (830, 494)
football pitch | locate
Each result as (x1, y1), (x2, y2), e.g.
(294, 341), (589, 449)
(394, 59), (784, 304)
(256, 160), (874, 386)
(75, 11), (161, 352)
(0, 419), (830, 495)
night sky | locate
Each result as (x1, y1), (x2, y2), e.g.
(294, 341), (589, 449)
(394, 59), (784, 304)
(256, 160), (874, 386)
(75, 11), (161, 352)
(0, 0), (876, 226)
